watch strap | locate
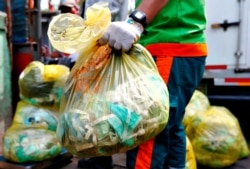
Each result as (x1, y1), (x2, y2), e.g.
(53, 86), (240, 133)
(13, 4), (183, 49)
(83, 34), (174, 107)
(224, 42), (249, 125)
(129, 10), (147, 28)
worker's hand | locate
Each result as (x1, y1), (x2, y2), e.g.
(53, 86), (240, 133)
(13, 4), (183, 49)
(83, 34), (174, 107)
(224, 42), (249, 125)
(99, 20), (143, 52)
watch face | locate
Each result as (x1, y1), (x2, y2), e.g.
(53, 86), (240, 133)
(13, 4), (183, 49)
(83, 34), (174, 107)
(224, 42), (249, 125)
(129, 10), (147, 28)
(135, 11), (144, 19)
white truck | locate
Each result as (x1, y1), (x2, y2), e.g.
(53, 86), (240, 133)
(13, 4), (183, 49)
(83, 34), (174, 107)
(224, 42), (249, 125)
(202, 0), (250, 143)
(204, 0), (250, 85)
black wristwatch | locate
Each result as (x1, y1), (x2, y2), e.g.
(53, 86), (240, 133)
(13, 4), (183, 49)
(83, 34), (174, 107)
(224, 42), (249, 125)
(129, 10), (147, 28)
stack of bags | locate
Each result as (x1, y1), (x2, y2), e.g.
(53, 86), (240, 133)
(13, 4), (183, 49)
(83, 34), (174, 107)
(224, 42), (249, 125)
(2, 61), (70, 163)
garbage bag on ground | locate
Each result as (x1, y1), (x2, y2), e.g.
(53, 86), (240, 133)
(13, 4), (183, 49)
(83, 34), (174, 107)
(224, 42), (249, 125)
(2, 60), (68, 163)
(186, 136), (197, 169)
(48, 3), (169, 158)
(18, 61), (69, 110)
(3, 124), (62, 163)
(13, 101), (59, 131)
(186, 106), (250, 168)
(183, 89), (210, 128)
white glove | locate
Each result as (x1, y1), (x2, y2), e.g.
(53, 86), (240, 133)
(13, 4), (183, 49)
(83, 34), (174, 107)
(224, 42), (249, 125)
(99, 20), (143, 52)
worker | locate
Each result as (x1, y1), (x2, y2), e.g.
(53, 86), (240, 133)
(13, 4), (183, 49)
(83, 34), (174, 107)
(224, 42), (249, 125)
(78, 0), (207, 168)
(82, 0), (134, 21)
(58, 0), (80, 14)
(76, 1), (129, 168)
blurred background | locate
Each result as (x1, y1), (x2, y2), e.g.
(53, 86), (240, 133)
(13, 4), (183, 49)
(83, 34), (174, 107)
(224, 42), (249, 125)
(0, 0), (249, 169)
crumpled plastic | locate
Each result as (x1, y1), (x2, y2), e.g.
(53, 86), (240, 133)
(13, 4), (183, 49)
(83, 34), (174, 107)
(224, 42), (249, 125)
(186, 106), (250, 168)
(48, 3), (170, 157)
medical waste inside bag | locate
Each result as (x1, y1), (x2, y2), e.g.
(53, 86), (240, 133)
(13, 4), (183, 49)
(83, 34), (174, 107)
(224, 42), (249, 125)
(12, 101), (59, 132)
(48, 2), (169, 157)
(186, 106), (250, 168)
(183, 89), (211, 129)
(18, 61), (70, 110)
(3, 124), (62, 163)
(2, 62), (68, 162)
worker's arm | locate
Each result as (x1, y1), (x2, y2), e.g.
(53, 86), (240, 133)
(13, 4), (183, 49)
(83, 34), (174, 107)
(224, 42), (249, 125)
(137, 0), (169, 23)
(99, 0), (169, 52)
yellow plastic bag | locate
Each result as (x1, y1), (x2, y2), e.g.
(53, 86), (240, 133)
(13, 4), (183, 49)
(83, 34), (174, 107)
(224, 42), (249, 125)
(183, 90), (210, 128)
(48, 3), (169, 158)
(18, 61), (69, 110)
(47, 2), (111, 54)
(2, 101), (62, 162)
(13, 101), (59, 131)
(57, 44), (169, 158)
(187, 106), (250, 168)
(3, 124), (62, 163)
(186, 136), (197, 169)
